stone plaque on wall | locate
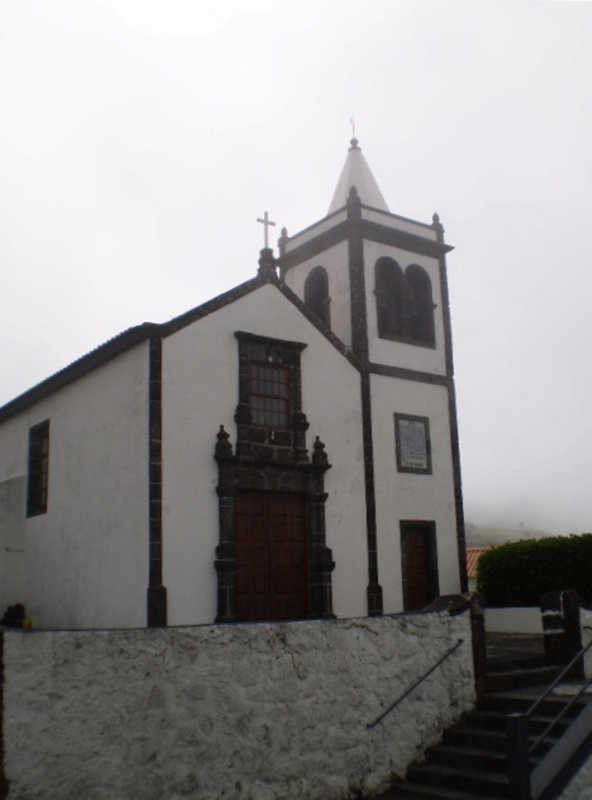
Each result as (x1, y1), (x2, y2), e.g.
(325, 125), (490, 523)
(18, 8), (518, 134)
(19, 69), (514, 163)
(395, 414), (432, 474)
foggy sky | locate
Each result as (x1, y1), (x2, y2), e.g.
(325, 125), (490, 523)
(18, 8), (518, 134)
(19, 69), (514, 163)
(1, 0), (591, 535)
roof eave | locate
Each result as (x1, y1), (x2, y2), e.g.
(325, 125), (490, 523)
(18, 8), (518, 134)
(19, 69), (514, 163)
(0, 323), (160, 424)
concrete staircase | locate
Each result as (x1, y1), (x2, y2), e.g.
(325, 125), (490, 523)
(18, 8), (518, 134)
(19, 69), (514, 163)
(390, 690), (578, 798)
(383, 638), (587, 799)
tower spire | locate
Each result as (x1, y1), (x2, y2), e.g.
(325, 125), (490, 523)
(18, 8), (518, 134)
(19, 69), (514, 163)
(327, 138), (389, 215)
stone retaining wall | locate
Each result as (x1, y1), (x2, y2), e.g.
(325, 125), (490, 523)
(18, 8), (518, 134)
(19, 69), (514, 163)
(2, 612), (474, 800)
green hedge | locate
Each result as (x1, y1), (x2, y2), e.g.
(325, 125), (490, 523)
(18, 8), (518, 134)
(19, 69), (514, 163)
(476, 534), (592, 607)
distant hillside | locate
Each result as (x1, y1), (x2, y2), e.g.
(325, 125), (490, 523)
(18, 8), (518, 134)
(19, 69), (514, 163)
(465, 521), (553, 548)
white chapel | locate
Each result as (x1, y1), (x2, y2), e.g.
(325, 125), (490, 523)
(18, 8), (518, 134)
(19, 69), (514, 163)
(0, 139), (467, 630)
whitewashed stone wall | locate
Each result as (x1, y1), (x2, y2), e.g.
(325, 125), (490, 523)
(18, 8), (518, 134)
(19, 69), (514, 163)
(484, 607), (543, 634)
(3, 611), (474, 800)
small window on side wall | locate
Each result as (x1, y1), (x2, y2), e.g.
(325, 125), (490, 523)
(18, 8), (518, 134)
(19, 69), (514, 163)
(304, 266), (331, 327)
(26, 420), (50, 517)
(395, 413), (432, 474)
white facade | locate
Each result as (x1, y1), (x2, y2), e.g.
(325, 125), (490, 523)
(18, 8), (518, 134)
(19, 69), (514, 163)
(282, 239), (352, 347)
(370, 374), (460, 612)
(0, 139), (466, 629)
(161, 283), (367, 625)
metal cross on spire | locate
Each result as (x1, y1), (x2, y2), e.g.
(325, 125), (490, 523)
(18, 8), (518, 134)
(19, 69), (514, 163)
(256, 211), (276, 249)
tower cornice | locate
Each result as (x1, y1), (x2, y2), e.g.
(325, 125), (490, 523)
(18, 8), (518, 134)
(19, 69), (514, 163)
(278, 209), (452, 276)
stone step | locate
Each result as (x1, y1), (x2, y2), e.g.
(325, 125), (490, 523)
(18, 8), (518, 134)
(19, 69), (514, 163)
(444, 723), (557, 755)
(486, 654), (550, 672)
(377, 663), (587, 800)
(484, 665), (561, 692)
(463, 706), (573, 736)
(443, 724), (510, 751)
(389, 782), (502, 799)
(404, 763), (509, 797)
(426, 742), (509, 772)
(477, 689), (584, 718)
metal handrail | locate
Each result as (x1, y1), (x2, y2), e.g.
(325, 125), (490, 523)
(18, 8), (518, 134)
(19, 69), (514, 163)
(508, 631), (592, 800)
(366, 638), (464, 729)
(527, 638), (592, 755)
(527, 637), (592, 718)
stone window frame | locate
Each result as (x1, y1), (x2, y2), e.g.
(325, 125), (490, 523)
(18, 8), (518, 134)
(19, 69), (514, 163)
(375, 258), (436, 349)
(394, 413), (432, 475)
(26, 419), (50, 517)
(304, 265), (331, 328)
(234, 331), (308, 462)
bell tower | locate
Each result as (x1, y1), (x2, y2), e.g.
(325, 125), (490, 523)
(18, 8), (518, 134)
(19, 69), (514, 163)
(278, 139), (467, 616)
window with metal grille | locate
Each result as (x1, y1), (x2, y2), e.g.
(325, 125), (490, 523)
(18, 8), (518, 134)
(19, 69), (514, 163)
(249, 363), (289, 427)
(26, 420), (50, 517)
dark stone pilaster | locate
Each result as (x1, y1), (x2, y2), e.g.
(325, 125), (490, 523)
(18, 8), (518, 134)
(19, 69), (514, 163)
(361, 373), (382, 616)
(147, 585), (167, 628)
(447, 380), (468, 593)
(147, 334), (168, 627)
(0, 630), (7, 800)
(308, 491), (336, 619)
(346, 187), (368, 364)
(347, 187), (383, 616)
(433, 214), (468, 593)
(214, 486), (237, 623)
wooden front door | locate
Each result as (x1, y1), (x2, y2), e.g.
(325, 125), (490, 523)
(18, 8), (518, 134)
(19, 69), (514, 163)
(234, 491), (308, 622)
(401, 524), (438, 611)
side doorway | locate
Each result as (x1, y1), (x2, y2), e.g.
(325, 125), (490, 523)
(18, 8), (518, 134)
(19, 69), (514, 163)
(234, 491), (309, 622)
(400, 521), (439, 611)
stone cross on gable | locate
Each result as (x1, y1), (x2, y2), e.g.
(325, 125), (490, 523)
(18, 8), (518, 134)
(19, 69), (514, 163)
(257, 211), (276, 249)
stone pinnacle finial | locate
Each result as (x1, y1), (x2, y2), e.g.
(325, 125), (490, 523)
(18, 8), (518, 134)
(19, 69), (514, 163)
(215, 425), (233, 460)
(278, 226), (289, 257)
(312, 435), (330, 469)
(432, 212), (445, 242)
(258, 248), (277, 279)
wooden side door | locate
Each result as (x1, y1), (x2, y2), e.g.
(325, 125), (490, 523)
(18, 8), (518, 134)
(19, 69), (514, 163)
(234, 491), (308, 622)
(401, 523), (438, 611)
